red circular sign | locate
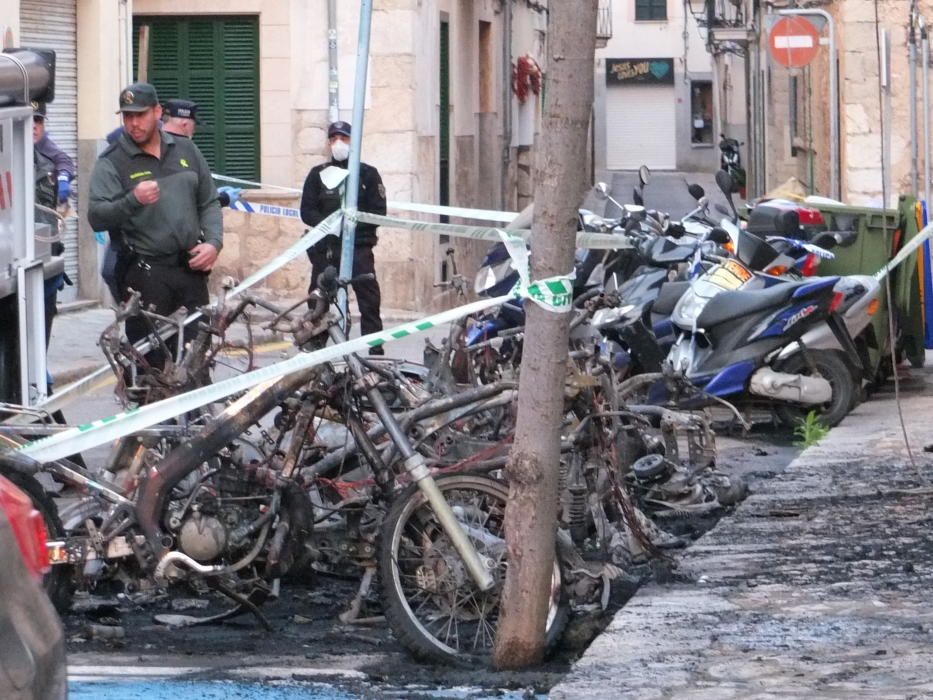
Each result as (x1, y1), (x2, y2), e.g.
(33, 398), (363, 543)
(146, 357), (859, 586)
(769, 17), (821, 68)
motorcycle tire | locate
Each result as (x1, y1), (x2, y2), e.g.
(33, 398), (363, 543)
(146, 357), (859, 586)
(378, 473), (568, 663)
(773, 350), (855, 429)
(0, 469), (73, 612)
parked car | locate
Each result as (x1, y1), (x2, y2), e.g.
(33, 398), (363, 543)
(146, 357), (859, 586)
(0, 471), (67, 699)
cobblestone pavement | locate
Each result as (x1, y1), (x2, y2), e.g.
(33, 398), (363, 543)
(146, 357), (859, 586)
(551, 366), (933, 699)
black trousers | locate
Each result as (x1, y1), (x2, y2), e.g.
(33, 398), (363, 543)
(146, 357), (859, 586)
(122, 261), (209, 370)
(308, 243), (383, 336)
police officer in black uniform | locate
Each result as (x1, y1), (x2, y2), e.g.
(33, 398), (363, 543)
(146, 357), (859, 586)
(300, 121), (387, 351)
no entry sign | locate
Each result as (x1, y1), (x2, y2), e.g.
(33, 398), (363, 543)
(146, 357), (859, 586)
(769, 16), (821, 68)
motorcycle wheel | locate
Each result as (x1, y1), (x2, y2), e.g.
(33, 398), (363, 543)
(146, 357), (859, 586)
(773, 350), (855, 429)
(1, 469), (73, 612)
(378, 473), (568, 663)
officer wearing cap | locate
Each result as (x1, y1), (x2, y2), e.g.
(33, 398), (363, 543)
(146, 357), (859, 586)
(162, 99), (200, 138)
(300, 120), (387, 349)
(31, 101), (75, 206)
(88, 82), (222, 369)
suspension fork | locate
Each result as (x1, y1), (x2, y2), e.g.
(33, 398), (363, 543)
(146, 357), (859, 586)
(329, 326), (496, 592)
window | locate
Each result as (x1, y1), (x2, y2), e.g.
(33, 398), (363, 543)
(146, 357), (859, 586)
(690, 81), (714, 145)
(635, 0), (667, 21)
(133, 16), (260, 182)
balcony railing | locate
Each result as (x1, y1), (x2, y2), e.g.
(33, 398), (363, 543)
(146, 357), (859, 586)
(597, 0), (613, 48)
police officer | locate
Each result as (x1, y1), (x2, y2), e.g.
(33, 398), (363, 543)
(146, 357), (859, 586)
(32, 101), (74, 207)
(98, 97), (239, 301)
(162, 98), (200, 138)
(88, 82), (222, 368)
(300, 121), (387, 350)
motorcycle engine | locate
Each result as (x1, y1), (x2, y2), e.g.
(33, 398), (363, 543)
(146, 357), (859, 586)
(167, 440), (270, 564)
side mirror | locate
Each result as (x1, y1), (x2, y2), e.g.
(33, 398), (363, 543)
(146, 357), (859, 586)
(594, 182), (611, 198)
(688, 183), (705, 201)
(715, 169), (739, 221)
(707, 227), (731, 245)
(715, 169), (734, 197)
(638, 165), (651, 186)
(633, 188), (644, 206)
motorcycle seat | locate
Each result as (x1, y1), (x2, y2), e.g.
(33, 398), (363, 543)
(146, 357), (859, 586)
(696, 281), (810, 328)
(653, 281), (690, 316)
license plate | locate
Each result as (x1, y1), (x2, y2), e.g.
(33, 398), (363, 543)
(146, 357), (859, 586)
(707, 260), (753, 290)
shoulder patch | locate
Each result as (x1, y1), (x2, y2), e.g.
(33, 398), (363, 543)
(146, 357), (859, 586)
(180, 158), (190, 168)
(378, 183), (386, 199)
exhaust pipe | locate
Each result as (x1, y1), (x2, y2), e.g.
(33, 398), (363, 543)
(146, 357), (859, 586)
(748, 367), (831, 405)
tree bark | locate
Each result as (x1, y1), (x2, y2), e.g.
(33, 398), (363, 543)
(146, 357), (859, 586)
(493, 0), (598, 670)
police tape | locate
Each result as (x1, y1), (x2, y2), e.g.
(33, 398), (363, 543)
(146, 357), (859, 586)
(17, 282), (569, 464)
(497, 229), (574, 313)
(212, 173), (519, 222)
(349, 211), (633, 250)
(4, 211), (345, 424)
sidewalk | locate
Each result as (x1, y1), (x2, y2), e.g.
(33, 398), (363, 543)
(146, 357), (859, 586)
(550, 365), (933, 698)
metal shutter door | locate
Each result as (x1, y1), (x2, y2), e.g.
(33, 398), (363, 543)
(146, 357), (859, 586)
(605, 85), (677, 170)
(21, 0), (79, 301)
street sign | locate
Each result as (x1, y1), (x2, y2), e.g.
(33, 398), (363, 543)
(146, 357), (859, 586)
(769, 16), (821, 68)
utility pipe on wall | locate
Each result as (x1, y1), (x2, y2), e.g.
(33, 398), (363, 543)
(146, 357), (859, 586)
(778, 9), (838, 200)
(501, 0), (512, 210)
(909, 5), (919, 195)
(922, 17), (931, 206)
(327, 0), (340, 124)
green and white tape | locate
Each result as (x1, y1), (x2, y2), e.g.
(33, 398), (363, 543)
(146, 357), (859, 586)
(212, 173), (519, 222)
(351, 211), (632, 251)
(497, 229), (574, 313)
(17, 292), (517, 464)
(4, 212), (344, 424)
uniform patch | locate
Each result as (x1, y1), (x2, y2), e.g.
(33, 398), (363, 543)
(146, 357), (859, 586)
(180, 158), (189, 168)
(378, 183), (386, 198)
(130, 170), (153, 180)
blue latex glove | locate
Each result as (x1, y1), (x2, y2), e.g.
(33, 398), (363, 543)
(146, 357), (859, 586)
(56, 173), (71, 203)
(217, 185), (242, 207)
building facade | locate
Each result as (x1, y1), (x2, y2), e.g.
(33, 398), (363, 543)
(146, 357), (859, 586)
(5, 1), (552, 313)
(594, 0), (746, 173)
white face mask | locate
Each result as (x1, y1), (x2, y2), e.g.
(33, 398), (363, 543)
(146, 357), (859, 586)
(331, 140), (350, 162)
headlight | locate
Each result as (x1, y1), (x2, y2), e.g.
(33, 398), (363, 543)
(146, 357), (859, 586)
(591, 304), (635, 328)
(672, 290), (706, 327)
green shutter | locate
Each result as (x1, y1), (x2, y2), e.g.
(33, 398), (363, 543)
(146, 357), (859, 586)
(133, 16), (260, 183)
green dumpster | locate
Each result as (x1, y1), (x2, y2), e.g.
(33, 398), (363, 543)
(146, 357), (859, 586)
(809, 195), (925, 378)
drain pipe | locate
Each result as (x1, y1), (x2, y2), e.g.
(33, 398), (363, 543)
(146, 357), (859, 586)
(501, 0), (513, 210)
(922, 17), (931, 206)
(327, 0), (340, 124)
(909, 4), (919, 195)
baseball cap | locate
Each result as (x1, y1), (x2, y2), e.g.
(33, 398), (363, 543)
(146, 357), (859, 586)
(163, 99), (201, 124)
(31, 100), (47, 120)
(328, 121), (352, 138)
(116, 82), (160, 114)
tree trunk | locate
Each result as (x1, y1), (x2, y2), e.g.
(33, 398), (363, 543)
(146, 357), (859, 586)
(493, 0), (598, 670)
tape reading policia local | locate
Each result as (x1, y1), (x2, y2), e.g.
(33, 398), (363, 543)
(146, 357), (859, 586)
(17, 271), (575, 464)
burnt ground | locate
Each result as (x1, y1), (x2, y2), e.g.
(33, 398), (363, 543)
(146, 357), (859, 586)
(551, 368), (933, 699)
(62, 427), (799, 697)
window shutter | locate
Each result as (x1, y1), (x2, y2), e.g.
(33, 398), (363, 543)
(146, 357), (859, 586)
(133, 16), (260, 182)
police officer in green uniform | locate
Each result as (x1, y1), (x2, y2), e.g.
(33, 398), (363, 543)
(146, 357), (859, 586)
(88, 82), (222, 368)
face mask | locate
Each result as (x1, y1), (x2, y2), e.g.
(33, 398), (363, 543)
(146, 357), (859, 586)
(331, 140), (350, 162)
